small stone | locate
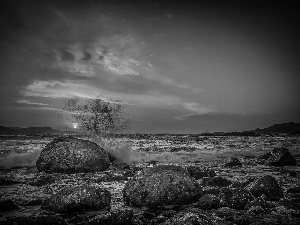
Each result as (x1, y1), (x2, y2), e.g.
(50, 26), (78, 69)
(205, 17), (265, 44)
(248, 206), (265, 215)
(196, 194), (220, 210)
(224, 158), (242, 167)
(185, 166), (216, 179)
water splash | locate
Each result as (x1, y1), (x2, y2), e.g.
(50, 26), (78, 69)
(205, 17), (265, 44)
(0, 150), (41, 169)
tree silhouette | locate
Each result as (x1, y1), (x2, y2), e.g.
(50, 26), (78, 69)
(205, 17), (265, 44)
(62, 97), (130, 137)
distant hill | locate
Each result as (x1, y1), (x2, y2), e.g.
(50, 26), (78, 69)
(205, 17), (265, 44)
(0, 126), (78, 135)
(253, 122), (300, 134)
(0, 126), (19, 135)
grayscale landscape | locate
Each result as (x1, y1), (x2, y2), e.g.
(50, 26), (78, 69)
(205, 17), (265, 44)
(0, 0), (299, 224)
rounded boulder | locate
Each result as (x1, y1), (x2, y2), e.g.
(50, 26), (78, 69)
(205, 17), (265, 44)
(123, 165), (200, 207)
(36, 137), (110, 173)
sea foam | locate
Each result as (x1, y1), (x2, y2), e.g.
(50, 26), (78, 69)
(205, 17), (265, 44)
(0, 150), (41, 169)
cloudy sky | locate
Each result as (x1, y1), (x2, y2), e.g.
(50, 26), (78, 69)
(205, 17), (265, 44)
(0, 0), (299, 133)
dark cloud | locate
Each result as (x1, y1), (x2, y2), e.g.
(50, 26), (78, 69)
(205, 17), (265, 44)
(81, 52), (92, 61)
(59, 50), (75, 62)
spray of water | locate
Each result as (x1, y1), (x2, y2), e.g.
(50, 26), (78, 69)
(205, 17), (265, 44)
(0, 150), (41, 169)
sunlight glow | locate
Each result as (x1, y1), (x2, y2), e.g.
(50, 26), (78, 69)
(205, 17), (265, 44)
(72, 123), (78, 129)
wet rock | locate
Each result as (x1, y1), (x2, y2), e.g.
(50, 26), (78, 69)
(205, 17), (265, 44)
(258, 147), (297, 166)
(161, 212), (213, 225)
(246, 175), (283, 200)
(201, 176), (232, 187)
(245, 194), (273, 210)
(196, 194), (220, 210)
(248, 206), (265, 215)
(215, 207), (237, 220)
(224, 158), (242, 167)
(123, 165), (200, 207)
(185, 166), (216, 179)
(0, 199), (19, 212)
(202, 186), (221, 196)
(3, 215), (67, 225)
(87, 207), (133, 225)
(41, 184), (111, 213)
(218, 187), (254, 210)
(36, 137), (110, 173)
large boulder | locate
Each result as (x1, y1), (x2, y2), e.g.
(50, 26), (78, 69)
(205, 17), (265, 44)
(41, 185), (111, 213)
(123, 165), (200, 207)
(246, 175), (283, 200)
(36, 137), (110, 173)
(257, 147), (297, 166)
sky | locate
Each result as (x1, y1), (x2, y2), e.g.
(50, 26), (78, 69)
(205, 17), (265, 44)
(0, 0), (299, 133)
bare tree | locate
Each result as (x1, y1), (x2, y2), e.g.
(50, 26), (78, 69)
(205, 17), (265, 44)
(62, 97), (130, 137)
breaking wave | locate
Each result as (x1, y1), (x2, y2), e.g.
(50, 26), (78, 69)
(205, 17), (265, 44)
(0, 150), (41, 169)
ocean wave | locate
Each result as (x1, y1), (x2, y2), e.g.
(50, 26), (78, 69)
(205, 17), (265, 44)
(0, 150), (41, 169)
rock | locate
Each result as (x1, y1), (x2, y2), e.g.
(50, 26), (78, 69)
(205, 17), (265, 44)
(185, 166), (216, 179)
(224, 158), (242, 167)
(202, 186), (221, 196)
(246, 175), (283, 200)
(218, 187), (254, 210)
(41, 184), (111, 213)
(36, 137), (110, 173)
(245, 194), (273, 210)
(87, 207), (133, 225)
(3, 215), (66, 225)
(0, 199), (19, 212)
(123, 165), (200, 207)
(196, 194), (220, 210)
(247, 206), (265, 215)
(161, 212), (213, 225)
(258, 147), (297, 166)
(201, 176), (232, 187)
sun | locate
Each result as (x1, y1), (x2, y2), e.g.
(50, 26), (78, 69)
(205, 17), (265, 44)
(72, 123), (78, 129)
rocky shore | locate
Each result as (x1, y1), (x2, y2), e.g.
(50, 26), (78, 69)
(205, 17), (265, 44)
(0, 137), (300, 224)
